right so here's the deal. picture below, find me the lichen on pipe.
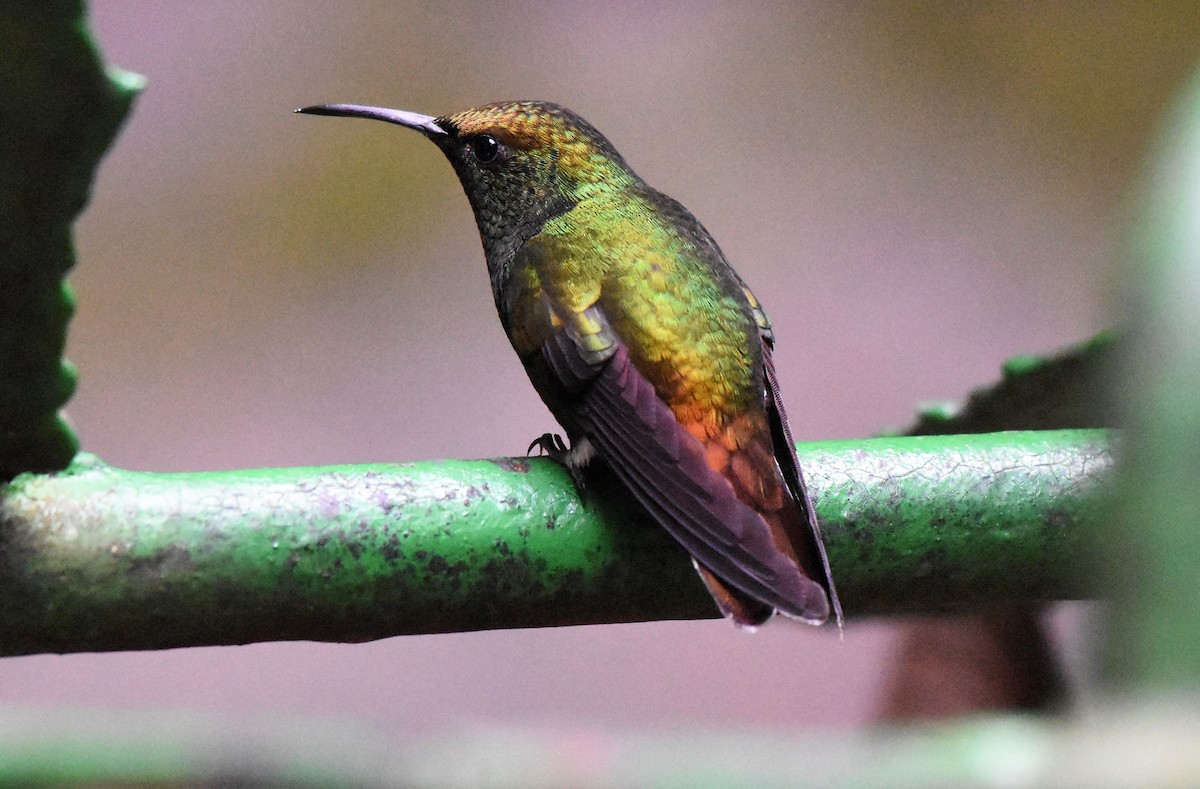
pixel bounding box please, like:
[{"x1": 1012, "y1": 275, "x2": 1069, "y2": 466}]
[{"x1": 0, "y1": 429, "x2": 1110, "y2": 656}]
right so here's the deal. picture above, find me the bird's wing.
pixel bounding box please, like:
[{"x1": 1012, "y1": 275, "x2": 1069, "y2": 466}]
[
  {"x1": 760, "y1": 334, "x2": 844, "y2": 627},
  {"x1": 527, "y1": 307, "x2": 830, "y2": 624},
  {"x1": 736, "y1": 278, "x2": 842, "y2": 625},
  {"x1": 505, "y1": 234, "x2": 831, "y2": 623}
]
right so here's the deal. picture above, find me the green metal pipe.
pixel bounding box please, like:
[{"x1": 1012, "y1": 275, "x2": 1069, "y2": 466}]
[{"x1": 0, "y1": 429, "x2": 1110, "y2": 656}]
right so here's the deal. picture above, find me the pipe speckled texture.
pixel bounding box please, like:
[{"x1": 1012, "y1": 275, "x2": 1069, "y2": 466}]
[{"x1": 0, "y1": 430, "x2": 1109, "y2": 655}]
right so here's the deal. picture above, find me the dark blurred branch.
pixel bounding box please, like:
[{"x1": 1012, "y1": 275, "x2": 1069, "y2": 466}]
[{"x1": 907, "y1": 332, "x2": 1119, "y2": 435}]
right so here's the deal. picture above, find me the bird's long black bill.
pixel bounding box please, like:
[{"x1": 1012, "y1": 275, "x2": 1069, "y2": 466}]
[{"x1": 295, "y1": 103, "x2": 446, "y2": 136}]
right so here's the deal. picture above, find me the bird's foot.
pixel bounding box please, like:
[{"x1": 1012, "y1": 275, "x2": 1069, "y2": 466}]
[
  {"x1": 527, "y1": 433, "x2": 594, "y2": 497},
  {"x1": 527, "y1": 432, "x2": 568, "y2": 459}
]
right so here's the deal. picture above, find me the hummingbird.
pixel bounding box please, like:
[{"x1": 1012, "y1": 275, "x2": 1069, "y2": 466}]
[{"x1": 297, "y1": 100, "x2": 840, "y2": 629}]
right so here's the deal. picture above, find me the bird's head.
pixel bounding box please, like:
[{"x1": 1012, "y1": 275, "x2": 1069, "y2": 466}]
[{"x1": 298, "y1": 100, "x2": 635, "y2": 262}]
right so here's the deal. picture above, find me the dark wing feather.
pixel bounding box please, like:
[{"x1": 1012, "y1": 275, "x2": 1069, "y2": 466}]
[
  {"x1": 761, "y1": 338, "x2": 843, "y2": 627},
  {"x1": 692, "y1": 560, "x2": 774, "y2": 630},
  {"x1": 541, "y1": 329, "x2": 830, "y2": 622}
]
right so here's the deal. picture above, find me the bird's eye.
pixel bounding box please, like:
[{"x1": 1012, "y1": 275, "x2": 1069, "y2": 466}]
[{"x1": 471, "y1": 134, "x2": 501, "y2": 163}]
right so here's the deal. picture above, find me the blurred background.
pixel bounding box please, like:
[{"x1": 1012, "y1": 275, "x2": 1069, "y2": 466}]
[{"x1": 2, "y1": 1, "x2": 1197, "y2": 738}]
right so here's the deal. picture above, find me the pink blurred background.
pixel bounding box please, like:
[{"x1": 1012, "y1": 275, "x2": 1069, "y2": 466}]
[{"x1": 2, "y1": 2, "x2": 1195, "y2": 735}]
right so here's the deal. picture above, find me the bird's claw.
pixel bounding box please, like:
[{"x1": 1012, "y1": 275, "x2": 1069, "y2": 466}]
[
  {"x1": 527, "y1": 432, "x2": 569, "y2": 459},
  {"x1": 526, "y1": 432, "x2": 588, "y2": 498}
]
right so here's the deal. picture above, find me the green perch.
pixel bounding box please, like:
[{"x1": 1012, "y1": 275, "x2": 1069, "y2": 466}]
[{"x1": 0, "y1": 429, "x2": 1109, "y2": 656}]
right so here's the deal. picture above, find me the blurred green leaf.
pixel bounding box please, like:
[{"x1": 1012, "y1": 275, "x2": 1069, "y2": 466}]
[{"x1": 0, "y1": 0, "x2": 142, "y2": 478}]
